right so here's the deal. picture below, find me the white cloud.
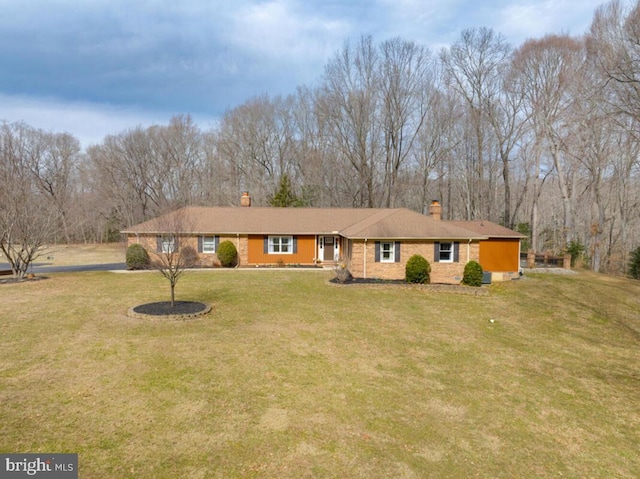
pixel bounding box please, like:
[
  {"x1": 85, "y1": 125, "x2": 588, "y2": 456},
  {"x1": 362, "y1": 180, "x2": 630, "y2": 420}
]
[
  {"x1": 230, "y1": 0, "x2": 349, "y2": 62},
  {"x1": 496, "y1": 0, "x2": 602, "y2": 43},
  {"x1": 0, "y1": 94, "x2": 216, "y2": 150}
]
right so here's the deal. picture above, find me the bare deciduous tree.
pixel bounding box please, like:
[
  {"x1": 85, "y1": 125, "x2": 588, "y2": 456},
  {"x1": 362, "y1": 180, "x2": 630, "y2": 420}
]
[
  {"x1": 319, "y1": 35, "x2": 382, "y2": 207},
  {"x1": 0, "y1": 122, "x2": 63, "y2": 278},
  {"x1": 379, "y1": 38, "x2": 434, "y2": 207},
  {"x1": 151, "y1": 208, "x2": 197, "y2": 307},
  {"x1": 589, "y1": 0, "x2": 640, "y2": 126},
  {"x1": 440, "y1": 27, "x2": 511, "y2": 220},
  {"x1": 512, "y1": 35, "x2": 585, "y2": 248}
]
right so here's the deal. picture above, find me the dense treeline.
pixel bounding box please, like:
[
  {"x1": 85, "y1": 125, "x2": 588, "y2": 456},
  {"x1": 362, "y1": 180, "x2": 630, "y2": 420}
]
[{"x1": 1, "y1": 0, "x2": 639, "y2": 275}]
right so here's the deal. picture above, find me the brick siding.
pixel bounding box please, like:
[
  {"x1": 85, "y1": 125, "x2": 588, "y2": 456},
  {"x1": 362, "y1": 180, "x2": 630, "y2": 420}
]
[
  {"x1": 127, "y1": 234, "x2": 246, "y2": 267},
  {"x1": 348, "y1": 239, "x2": 480, "y2": 284}
]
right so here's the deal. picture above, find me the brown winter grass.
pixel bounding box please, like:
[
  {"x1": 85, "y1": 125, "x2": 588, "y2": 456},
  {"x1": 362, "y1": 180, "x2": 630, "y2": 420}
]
[
  {"x1": 39, "y1": 242, "x2": 126, "y2": 266},
  {"x1": 0, "y1": 268, "x2": 639, "y2": 478}
]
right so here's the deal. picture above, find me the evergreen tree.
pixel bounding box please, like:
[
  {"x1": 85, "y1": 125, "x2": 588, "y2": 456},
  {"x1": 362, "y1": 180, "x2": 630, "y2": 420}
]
[
  {"x1": 269, "y1": 174, "x2": 304, "y2": 207},
  {"x1": 629, "y1": 246, "x2": 640, "y2": 280}
]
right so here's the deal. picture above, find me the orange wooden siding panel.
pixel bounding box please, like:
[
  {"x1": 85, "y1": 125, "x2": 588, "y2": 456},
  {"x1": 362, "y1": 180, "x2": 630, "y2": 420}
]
[
  {"x1": 247, "y1": 235, "x2": 316, "y2": 264},
  {"x1": 479, "y1": 239, "x2": 520, "y2": 272}
]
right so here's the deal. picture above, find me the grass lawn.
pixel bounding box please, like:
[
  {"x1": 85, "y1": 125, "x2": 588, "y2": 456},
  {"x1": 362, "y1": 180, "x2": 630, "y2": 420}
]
[
  {"x1": 39, "y1": 243, "x2": 126, "y2": 266},
  {"x1": 1, "y1": 269, "x2": 639, "y2": 478}
]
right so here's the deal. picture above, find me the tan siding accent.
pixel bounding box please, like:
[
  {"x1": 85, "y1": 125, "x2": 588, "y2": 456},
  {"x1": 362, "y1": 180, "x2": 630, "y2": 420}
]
[
  {"x1": 247, "y1": 235, "x2": 316, "y2": 265},
  {"x1": 479, "y1": 239, "x2": 520, "y2": 272}
]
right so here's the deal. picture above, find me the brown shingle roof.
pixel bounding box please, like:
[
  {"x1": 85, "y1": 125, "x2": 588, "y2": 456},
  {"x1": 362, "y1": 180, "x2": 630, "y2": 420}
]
[
  {"x1": 340, "y1": 209, "x2": 486, "y2": 239},
  {"x1": 122, "y1": 206, "x2": 488, "y2": 240},
  {"x1": 449, "y1": 220, "x2": 527, "y2": 239}
]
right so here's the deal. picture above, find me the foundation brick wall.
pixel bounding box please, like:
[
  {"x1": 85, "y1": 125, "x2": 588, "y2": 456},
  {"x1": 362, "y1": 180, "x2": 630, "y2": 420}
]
[{"x1": 348, "y1": 240, "x2": 480, "y2": 284}]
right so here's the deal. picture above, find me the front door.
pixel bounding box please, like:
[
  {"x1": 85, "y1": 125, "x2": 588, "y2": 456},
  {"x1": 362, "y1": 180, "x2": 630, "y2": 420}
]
[{"x1": 319, "y1": 236, "x2": 339, "y2": 262}]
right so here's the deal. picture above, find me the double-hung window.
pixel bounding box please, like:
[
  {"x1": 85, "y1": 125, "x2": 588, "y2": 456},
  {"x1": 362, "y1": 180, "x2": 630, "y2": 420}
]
[
  {"x1": 375, "y1": 241, "x2": 400, "y2": 263},
  {"x1": 268, "y1": 236, "x2": 293, "y2": 254},
  {"x1": 438, "y1": 242, "x2": 453, "y2": 262},
  {"x1": 380, "y1": 242, "x2": 395, "y2": 263},
  {"x1": 435, "y1": 241, "x2": 459, "y2": 263},
  {"x1": 202, "y1": 236, "x2": 216, "y2": 253},
  {"x1": 157, "y1": 235, "x2": 176, "y2": 254}
]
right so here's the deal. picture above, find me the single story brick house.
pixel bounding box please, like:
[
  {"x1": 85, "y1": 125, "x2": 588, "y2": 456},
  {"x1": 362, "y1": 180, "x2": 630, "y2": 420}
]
[{"x1": 122, "y1": 194, "x2": 525, "y2": 284}]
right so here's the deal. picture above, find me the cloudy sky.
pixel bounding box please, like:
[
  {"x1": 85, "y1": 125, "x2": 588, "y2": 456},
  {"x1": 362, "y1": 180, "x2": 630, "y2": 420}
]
[{"x1": 0, "y1": 0, "x2": 605, "y2": 149}]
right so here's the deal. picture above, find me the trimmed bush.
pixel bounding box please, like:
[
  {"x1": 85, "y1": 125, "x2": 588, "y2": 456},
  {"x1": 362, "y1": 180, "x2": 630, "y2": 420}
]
[
  {"x1": 217, "y1": 240, "x2": 238, "y2": 267},
  {"x1": 126, "y1": 243, "x2": 150, "y2": 270},
  {"x1": 462, "y1": 260, "x2": 484, "y2": 287},
  {"x1": 405, "y1": 254, "x2": 431, "y2": 284}
]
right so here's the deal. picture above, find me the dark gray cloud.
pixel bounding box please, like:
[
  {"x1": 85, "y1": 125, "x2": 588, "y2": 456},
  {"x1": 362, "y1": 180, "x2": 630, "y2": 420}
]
[{"x1": 0, "y1": 0, "x2": 603, "y2": 147}]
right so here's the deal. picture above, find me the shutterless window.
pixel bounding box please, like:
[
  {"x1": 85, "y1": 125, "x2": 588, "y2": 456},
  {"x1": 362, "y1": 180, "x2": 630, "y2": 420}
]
[
  {"x1": 160, "y1": 236, "x2": 176, "y2": 254},
  {"x1": 269, "y1": 236, "x2": 293, "y2": 254},
  {"x1": 380, "y1": 242, "x2": 395, "y2": 263},
  {"x1": 202, "y1": 236, "x2": 216, "y2": 253},
  {"x1": 439, "y1": 242, "x2": 453, "y2": 262}
]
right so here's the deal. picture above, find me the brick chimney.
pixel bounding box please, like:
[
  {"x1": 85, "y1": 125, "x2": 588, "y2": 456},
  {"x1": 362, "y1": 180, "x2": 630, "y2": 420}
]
[
  {"x1": 240, "y1": 191, "x2": 251, "y2": 207},
  {"x1": 429, "y1": 200, "x2": 442, "y2": 220}
]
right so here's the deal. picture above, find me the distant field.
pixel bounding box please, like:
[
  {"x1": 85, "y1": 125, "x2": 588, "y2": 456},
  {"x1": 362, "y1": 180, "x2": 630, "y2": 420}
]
[
  {"x1": 0, "y1": 269, "x2": 639, "y2": 478},
  {"x1": 40, "y1": 243, "x2": 126, "y2": 266}
]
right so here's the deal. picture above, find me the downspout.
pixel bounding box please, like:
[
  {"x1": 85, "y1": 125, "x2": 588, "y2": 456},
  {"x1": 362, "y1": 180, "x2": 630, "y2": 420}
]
[
  {"x1": 236, "y1": 233, "x2": 240, "y2": 268},
  {"x1": 467, "y1": 238, "x2": 472, "y2": 262},
  {"x1": 518, "y1": 238, "x2": 522, "y2": 274},
  {"x1": 363, "y1": 238, "x2": 367, "y2": 279}
]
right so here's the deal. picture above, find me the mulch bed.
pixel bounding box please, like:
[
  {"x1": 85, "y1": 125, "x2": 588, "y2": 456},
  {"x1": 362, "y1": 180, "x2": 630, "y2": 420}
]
[
  {"x1": 0, "y1": 275, "x2": 47, "y2": 285},
  {"x1": 128, "y1": 301, "x2": 211, "y2": 320},
  {"x1": 329, "y1": 278, "x2": 489, "y2": 295},
  {"x1": 330, "y1": 278, "x2": 405, "y2": 285}
]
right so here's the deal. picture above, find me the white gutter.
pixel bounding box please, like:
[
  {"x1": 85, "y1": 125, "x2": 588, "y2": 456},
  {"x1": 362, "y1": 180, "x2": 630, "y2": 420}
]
[{"x1": 363, "y1": 238, "x2": 368, "y2": 279}]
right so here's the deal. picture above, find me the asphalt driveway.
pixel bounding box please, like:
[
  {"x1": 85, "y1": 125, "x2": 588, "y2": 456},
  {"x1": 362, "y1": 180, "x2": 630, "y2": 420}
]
[{"x1": 0, "y1": 262, "x2": 127, "y2": 274}]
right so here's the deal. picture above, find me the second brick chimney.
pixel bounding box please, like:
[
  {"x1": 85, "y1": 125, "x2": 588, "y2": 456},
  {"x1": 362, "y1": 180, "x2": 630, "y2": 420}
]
[
  {"x1": 240, "y1": 191, "x2": 251, "y2": 207},
  {"x1": 429, "y1": 200, "x2": 442, "y2": 220}
]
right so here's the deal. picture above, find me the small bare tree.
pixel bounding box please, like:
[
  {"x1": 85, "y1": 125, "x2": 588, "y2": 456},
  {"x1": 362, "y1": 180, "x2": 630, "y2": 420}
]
[
  {"x1": 151, "y1": 208, "x2": 197, "y2": 307},
  {"x1": 0, "y1": 197, "x2": 60, "y2": 279}
]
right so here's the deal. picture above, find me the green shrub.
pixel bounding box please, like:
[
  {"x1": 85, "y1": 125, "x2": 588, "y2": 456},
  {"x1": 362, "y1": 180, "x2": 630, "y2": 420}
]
[
  {"x1": 462, "y1": 260, "x2": 483, "y2": 287},
  {"x1": 566, "y1": 240, "x2": 586, "y2": 267},
  {"x1": 126, "y1": 243, "x2": 150, "y2": 270},
  {"x1": 217, "y1": 240, "x2": 238, "y2": 267},
  {"x1": 405, "y1": 254, "x2": 430, "y2": 284},
  {"x1": 629, "y1": 246, "x2": 640, "y2": 280}
]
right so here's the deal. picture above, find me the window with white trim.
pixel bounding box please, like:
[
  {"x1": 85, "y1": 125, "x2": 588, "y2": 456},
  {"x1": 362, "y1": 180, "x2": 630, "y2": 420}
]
[
  {"x1": 160, "y1": 236, "x2": 176, "y2": 254},
  {"x1": 202, "y1": 236, "x2": 216, "y2": 253},
  {"x1": 438, "y1": 242, "x2": 453, "y2": 262},
  {"x1": 269, "y1": 236, "x2": 293, "y2": 254},
  {"x1": 380, "y1": 242, "x2": 395, "y2": 263}
]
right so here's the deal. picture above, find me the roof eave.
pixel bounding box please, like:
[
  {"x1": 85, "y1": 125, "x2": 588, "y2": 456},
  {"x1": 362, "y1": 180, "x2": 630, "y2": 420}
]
[{"x1": 344, "y1": 235, "x2": 487, "y2": 241}]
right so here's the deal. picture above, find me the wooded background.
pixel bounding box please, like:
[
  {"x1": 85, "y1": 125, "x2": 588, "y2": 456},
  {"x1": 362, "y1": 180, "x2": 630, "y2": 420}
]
[{"x1": 1, "y1": 0, "x2": 639, "y2": 275}]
